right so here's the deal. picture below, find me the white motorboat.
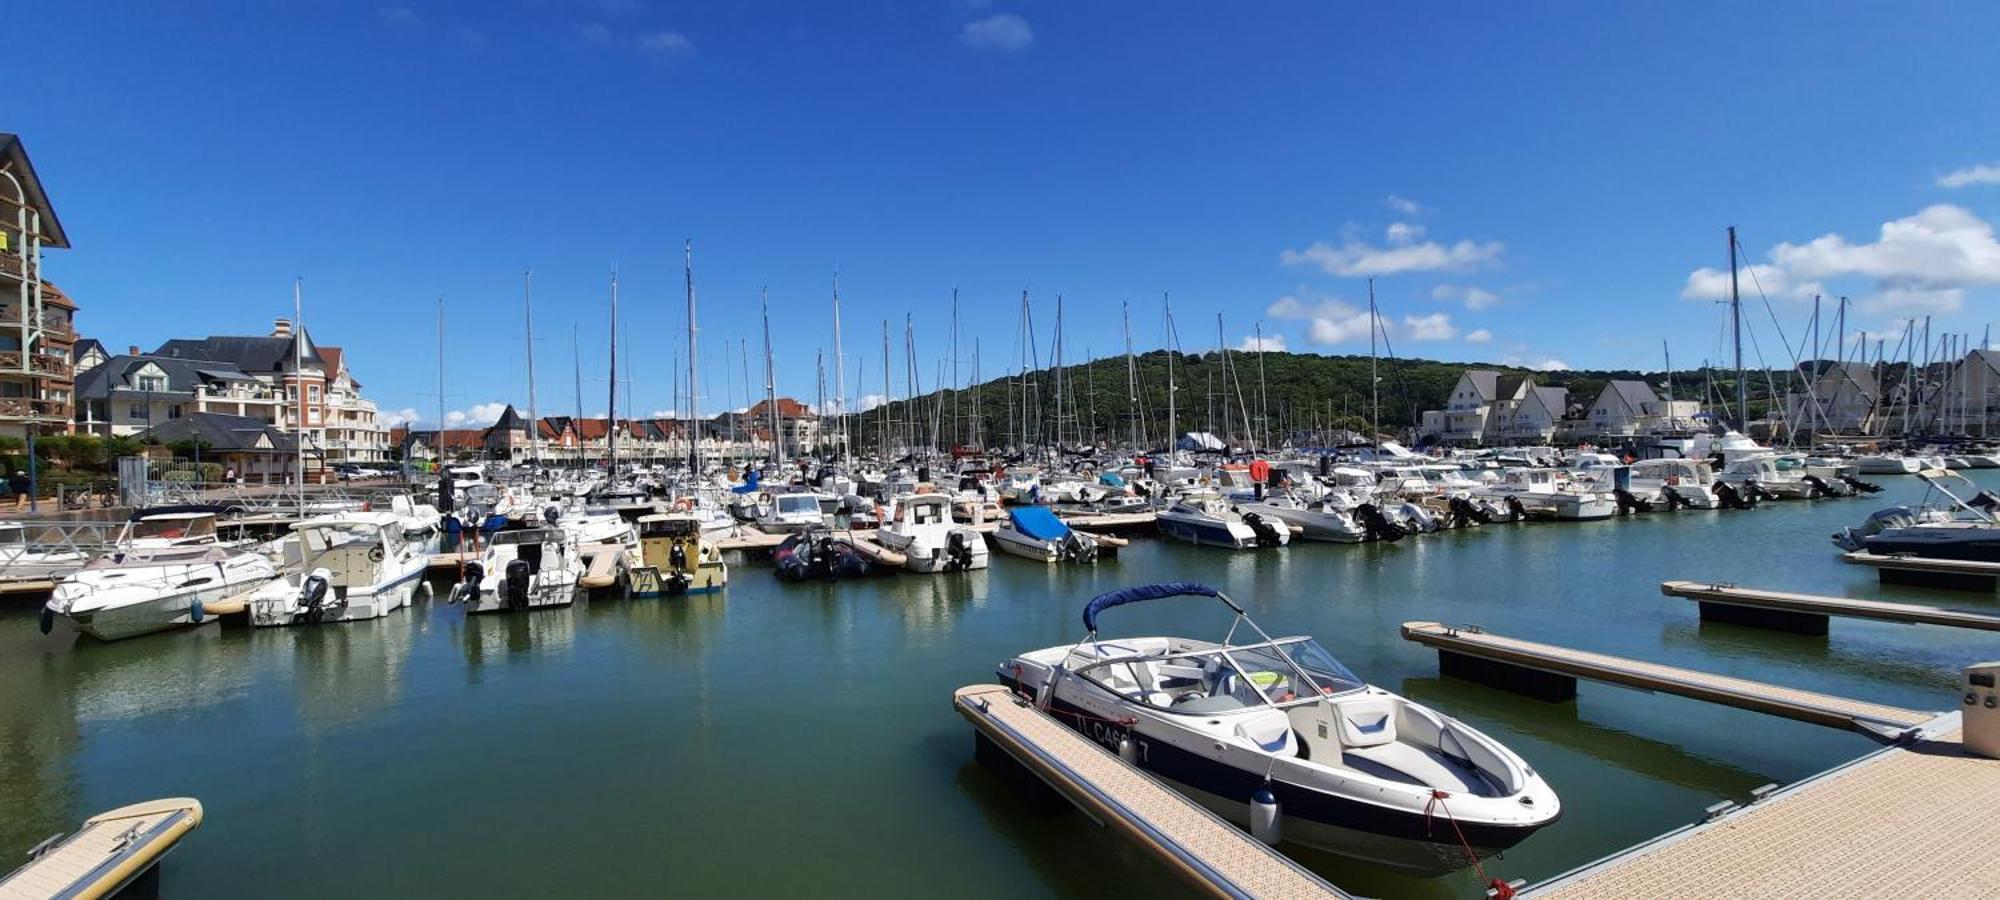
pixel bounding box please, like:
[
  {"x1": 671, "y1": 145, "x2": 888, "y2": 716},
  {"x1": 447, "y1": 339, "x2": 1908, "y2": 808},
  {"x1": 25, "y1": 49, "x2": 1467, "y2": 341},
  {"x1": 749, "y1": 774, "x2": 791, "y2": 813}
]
[
  {"x1": 875, "y1": 494, "x2": 989, "y2": 573},
  {"x1": 756, "y1": 492, "x2": 826, "y2": 534},
  {"x1": 247, "y1": 512, "x2": 428, "y2": 626},
  {"x1": 1156, "y1": 493, "x2": 1290, "y2": 549},
  {"x1": 1626, "y1": 458, "x2": 1721, "y2": 509},
  {"x1": 1239, "y1": 493, "x2": 1369, "y2": 543},
  {"x1": 990, "y1": 505, "x2": 1100, "y2": 563},
  {"x1": 1471, "y1": 469, "x2": 1616, "y2": 520},
  {"x1": 42, "y1": 511, "x2": 277, "y2": 642},
  {"x1": 1000, "y1": 583, "x2": 1560, "y2": 874},
  {"x1": 1855, "y1": 454, "x2": 1922, "y2": 475},
  {"x1": 997, "y1": 467, "x2": 1042, "y2": 504},
  {"x1": 1715, "y1": 456, "x2": 1823, "y2": 500},
  {"x1": 445, "y1": 527, "x2": 583, "y2": 613}
]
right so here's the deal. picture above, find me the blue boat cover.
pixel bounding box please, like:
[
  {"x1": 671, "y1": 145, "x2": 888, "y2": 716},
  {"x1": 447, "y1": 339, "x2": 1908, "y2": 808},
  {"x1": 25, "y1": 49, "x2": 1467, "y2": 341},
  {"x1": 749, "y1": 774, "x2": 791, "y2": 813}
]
[
  {"x1": 1082, "y1": 581, "x2": 1222, "y2": 632},
  {"x1": 1009, "y1": 506, "x2": 1070, "y2": 541},
  {"x1": 731, "y1": 470, "x2": 762, "y2": 494},
  {"x1": 1098, "y1": 472, "x2": 1126, "y2": 487}
]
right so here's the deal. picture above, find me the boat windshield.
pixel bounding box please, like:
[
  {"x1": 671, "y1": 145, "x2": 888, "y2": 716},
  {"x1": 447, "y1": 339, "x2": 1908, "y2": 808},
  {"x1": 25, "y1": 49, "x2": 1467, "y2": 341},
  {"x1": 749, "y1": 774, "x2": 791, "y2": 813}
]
[
  {"x1": 1079, "y1": 637, "x2": 1364, "y2": 715},
  {"x1": 776, "y1": 495, "x2": 820, "y2": 514}
]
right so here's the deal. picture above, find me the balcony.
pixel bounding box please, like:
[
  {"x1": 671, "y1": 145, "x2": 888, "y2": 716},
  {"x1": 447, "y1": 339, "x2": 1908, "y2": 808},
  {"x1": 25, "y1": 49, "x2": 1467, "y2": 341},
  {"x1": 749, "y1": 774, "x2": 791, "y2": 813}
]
[
  {"x1": 0, "y1": 397, "x2": 72, "y2": 420},
  {"x1": 0, "y1": 351, "x2": 72, "y2": 380},
  {"x1": 0, "y1": 251, "x2": 23, "y2": 280}
]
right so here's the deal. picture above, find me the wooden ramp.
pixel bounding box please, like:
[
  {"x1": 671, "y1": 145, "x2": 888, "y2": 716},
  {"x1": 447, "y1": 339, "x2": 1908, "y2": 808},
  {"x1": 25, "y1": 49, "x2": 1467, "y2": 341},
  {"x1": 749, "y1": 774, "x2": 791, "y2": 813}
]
[
  {"x1": 1661, "y1": 580, "x2": 2000, "y2": 634},
  {"x1": 0, "y1": 797, "x2": 203, "y2": 900},
  {"x1": 577, "y1": 543, "x2": 629, "y2": 590},
  {"x1": 1525, "y1": 717, "x2": 1997, "y2": 899},
  {"x1": 953, "y1": 684, "x2": 1349, "y2": 900},
  {"x1": 1399, "y1": 622, "x2": 1936, "y2": 742},
  {"x1": 712, "y1": 527, "x2": 786, "y2": 552},
  {"x1": 1842, "y1": 551, "x2": 2000, "y2": 592}
]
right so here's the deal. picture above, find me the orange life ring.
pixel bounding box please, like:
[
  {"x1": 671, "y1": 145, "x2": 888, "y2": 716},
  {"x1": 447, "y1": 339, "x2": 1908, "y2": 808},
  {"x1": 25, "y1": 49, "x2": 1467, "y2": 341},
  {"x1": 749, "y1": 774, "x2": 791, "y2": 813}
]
[{"x1": 1249, "y1": 460, "x2": 1271, "y2": 483}]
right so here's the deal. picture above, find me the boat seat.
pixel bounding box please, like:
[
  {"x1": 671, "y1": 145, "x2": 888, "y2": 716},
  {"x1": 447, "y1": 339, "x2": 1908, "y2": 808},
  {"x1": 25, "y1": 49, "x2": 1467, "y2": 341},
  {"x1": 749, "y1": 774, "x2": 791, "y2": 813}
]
[
  {"x1": 1342, "y1": 743, "x2": 1491, "y2": 794},
  {"x1": 1332, "y1": 696, "x2": 1397, "y2": 748}
]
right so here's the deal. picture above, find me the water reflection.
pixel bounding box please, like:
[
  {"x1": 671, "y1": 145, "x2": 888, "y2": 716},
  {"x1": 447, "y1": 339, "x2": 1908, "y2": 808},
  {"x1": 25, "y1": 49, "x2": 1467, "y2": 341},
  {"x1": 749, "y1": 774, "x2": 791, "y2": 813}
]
[{"x1": 453, "y1": 607, "x2": 576, "y2": 676}]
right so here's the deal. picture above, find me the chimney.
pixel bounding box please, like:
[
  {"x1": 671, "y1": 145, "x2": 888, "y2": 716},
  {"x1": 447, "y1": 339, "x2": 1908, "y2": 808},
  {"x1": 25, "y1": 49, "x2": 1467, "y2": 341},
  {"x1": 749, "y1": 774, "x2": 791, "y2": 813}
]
[
  {"x1": 272, "y1": 318, "x2": 292, "y2": 338},
  {"x1": 128, "y1": 345, "x2": 140, "y2": 356}
]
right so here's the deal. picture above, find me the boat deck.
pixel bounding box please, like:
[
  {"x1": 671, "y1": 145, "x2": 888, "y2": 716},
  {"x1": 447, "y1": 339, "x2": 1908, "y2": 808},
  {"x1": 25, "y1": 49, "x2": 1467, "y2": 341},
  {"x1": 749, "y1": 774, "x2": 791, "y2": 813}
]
[
  {"x1": 952, "y1": 684, "x2": 1349, "y2": 900},
  {"x1": 1525, "y1": 718, "x2": 1999, "y2": 899},
  {"x1": 0, "y1": 798, "x2": 203, "y2": 900},
  {"x1": 1661, "y1": 580, "x2": 2000, "y2": 632},
  {"x1": 1399, "y1": 621, "x2": 1936, "y2": 740}
]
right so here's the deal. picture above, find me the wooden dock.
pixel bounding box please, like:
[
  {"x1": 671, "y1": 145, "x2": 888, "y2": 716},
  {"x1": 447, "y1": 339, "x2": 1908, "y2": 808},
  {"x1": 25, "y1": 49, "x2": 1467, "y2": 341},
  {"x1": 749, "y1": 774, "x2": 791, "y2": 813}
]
[
  {"x1": 1400, "y1": 622, "x2": 1937, "y2": 742},
  {"x1": 952, "y1": 684, "x2": 1349, "y2": 900},
  {"x1": 1524, "y1": 716, "x2": 1995, "y2": 899},
  {"x1": 1842, "y1": 551, "x2": 2000, "y2": 592},
  {"x1": 1661, "y1": 580, "x2": 2000, "y2": 634}
]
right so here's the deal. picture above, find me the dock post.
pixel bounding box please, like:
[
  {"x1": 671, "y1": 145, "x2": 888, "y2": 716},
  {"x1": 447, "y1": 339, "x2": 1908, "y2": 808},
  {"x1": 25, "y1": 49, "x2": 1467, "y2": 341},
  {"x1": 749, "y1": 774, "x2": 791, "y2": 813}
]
[
  {"x1": 1696, "y1": 601, "x2": 1830, "y2": 635},
  {"x1": 1438, "y1": 649, "x2": 1577, "y2": 702}
]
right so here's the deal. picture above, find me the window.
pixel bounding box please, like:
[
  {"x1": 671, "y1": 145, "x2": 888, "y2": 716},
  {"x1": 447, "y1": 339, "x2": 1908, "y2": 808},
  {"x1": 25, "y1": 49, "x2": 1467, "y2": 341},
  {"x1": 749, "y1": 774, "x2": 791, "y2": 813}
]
[
  {"x1": 136, "y1": 375, "x2": 166, "y2": 392},
  {"x1": 127, "y1": 403, "x2": 146, "y2": 420}
]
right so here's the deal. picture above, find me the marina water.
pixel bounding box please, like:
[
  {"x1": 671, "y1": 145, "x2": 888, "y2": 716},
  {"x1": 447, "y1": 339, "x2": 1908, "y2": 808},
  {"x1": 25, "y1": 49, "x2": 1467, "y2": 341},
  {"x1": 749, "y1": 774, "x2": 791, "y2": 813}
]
[{"x1": 3, "y1": 470, "x2": 1994, "y2": 898}]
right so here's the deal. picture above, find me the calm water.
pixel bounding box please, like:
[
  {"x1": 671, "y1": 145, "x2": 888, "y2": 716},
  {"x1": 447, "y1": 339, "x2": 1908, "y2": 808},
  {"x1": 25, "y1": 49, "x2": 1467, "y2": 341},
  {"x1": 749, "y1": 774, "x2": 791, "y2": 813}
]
[{"x1": 3, "y1": 471, "x2": 1995, "y2": 898}]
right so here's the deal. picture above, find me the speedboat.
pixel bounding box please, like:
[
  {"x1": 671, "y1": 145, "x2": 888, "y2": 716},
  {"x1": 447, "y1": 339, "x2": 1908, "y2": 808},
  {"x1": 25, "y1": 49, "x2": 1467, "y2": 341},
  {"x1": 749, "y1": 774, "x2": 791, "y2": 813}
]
[
  {"x1": 1832, "y1": 469, "x2": 2000, "y2": 561},
  {"x1": 1155, "y1": 493, "x2": 1290, "y2": 549},
  {"x1": 247, "y1": 512, "x2": 428, "y2": 626},
  {"x1": 42, "y1": 511, "x2": 277, "y2": 641},
  {"x1": 445, "y1": 526, "x2": 582, "y2": 613},
  {"x1": 756, "y1": 492, "x2": 826, "y2": 534},
  {"x1": 632, "y1": 512, "x2": 728, "y2": 595},
  {"x1": 1471, "y1": 469, "x2": 1616, "y2": 521},
  {"x1": 990, "y1": 506, "x2": 1100, "y2": 563},
  {"x1": 875, "y1": 494, "x2": 989, "y2": 573},
  {"x1": 1238, "y1": 493, "x2": 1369, "y2": 543},
  {"x1": 1626, "y1": 458, "x2": 1721, "y2": 509},
  {"x1": 999, "y1": 583, "x2": 1560, "y2": 874},
  {"x1": 1855, "y1": 454, "x2": 1922, "y2": 475}
]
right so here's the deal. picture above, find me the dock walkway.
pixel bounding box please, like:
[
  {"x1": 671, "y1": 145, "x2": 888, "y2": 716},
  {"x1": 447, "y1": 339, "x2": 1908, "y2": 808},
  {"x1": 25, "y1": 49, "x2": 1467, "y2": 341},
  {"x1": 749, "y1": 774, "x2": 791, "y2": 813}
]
[
  {"x1": 952, "y1": 684, "x2": 1348, "y2": 900},
  {"x1": 1400, "y1": 622, "x2": 1936, "y2": 741},
  {"x1": 1661, "y1": 580, "x2": 2000, "y2": 634},
  {"x1": 1525, "y1": 717, "x2": 1997, "y2": 899},
  {"x1": 1841, "y1": 551, "x2": 2000, "y2": 591}
]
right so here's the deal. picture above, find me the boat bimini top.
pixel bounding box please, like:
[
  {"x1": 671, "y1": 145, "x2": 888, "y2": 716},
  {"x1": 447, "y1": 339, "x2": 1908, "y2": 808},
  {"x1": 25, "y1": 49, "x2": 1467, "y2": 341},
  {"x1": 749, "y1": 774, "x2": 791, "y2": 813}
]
[{"x1": 1059, "y1": 582, "x2": 1365, "y2": 714}]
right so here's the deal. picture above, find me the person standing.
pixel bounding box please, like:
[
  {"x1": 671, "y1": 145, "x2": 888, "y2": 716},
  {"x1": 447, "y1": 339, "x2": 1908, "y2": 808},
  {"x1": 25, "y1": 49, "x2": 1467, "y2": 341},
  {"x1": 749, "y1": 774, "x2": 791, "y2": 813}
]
[{"x1": 9, "y1": 470, "x2": 29, "y2": 510}]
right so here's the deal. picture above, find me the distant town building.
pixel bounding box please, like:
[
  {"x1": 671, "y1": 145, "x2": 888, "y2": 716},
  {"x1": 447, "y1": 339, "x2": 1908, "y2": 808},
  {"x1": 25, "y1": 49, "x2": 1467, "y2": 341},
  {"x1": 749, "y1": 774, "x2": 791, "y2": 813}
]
[
  {"x1": 0, "y1": 133, "x2": 79, "y2": 439},
  {"x1": 1784, "y1": 361, "x2": 1881, "y2": 434},
  {"x1": 1419, "y1": 371, "x2": 1567, "y2": 445}
]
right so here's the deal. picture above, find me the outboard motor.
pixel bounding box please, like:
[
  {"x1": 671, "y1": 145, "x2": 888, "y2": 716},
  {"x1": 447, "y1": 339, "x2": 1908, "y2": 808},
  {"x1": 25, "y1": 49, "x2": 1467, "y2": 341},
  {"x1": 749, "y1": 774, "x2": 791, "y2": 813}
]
[
  {"x1": 299, "y1": 567, "x2": 334, "y2": 624},
  {"x1": 1714, "y1": 482, "x2": 1755, "y2": 510},
  {"x1": 1844, "y1": 475, "x2": 1884, "y2": 495},
  {"x1": 1661, "y1": 485, "x2": 1690, "y2": 511},
  {"x1": 1057, "y1": 531, "x2": 1098, "y2": 563},
  {"x1": 542, "y1": 504, "x2": 563, "y2": 525},
  {"x1": 1801, "y1": 474, "x2": 1832, "y2": 499},
  {"x1": 946, "y1": 530, "x2": 975, "y2": 570},
  {"x1": 454, "y1": 561, "x2": 485, "y2": 604},
  {"x1": 808, "y1": 535, "x2": 836, "y2": 581},
  {"x1": 1242, "y1": 511, "x2": 1282, "y2": 548},
  {"x1": 1613, "y1": 488, "x2": 1652, "y2": 514},
  {"x1": 503, "y1": 559, "x2": 532, "y2": 610},
  {"x1": 1748, "y1": 482, "x2": 1779, "y2": 503},
  {"x1": 1354, "y1": 503, "x2": 1405, "y2": 542}
]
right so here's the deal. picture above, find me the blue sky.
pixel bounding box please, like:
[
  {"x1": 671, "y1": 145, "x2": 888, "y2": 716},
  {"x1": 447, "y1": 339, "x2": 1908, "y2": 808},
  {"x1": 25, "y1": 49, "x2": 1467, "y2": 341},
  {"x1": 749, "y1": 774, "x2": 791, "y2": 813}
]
[{"x1": 16, "y1": 2, "x2": 2000, "y2": 428}]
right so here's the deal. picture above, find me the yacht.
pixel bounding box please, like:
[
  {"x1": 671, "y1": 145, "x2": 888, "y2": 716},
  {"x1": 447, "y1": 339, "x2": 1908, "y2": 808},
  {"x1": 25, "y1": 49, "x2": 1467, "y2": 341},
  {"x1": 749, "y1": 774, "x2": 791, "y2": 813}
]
[
  {"x1": 42, "y1": 511, "x2": 277, "y2": 641},
  {"x1": 875, "y1": 494, "x2": 990, "y2": 573},
  {"x1": 1626, "y1": 458, "x2": 1721, "y2": 509},
  {"x1": 632, "y1": 512, "x2": 728, "y2": 595},
  {"x1": 446, "y1": 527, "x2": 583, "y2": 613},
  {"x1": 1238, "y1": 493, "x2": 1369, "y2": 543},
  {"x1": 990, "y1": 505, "x2": 1100, "y2": 563},
  {"x1": 1000, "y1": 584, "x2": 1560, "y2": 874},
  {"x1": 247, "y1": 512, "x2": 428, "y2": 626},
  {"x1": 1854, "y1": 454, "x2": 1922, "y2": 475},
  {"x1": 1156, "y1": 493, "x2": 1290, "y2": 549},
  {"x1": 756, "y1": 492, "x2": 826, "y2": 534}
]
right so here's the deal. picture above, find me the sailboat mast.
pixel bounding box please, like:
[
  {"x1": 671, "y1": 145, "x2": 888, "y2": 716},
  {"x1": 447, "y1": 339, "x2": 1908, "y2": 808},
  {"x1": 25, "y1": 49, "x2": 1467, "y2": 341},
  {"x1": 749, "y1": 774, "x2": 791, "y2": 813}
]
[
  {"x1": 880, "y1": 320, "x2": 891, "y2": 456},
  {"x1": 293, "y1": 278, "x2": 305, "y2": 497},
  {"x1": 762, "y1": 289, "x2": 780, "y2": 464},
  {"x1": 950, "y1": 287, "x2": 960, "y2": 450},
  {"x1": 524, "y1": 269, "x2": 540, "y2": 467},
  {"x1": 572, "y1": 324, "x2": 583, "y2": 460},
  {"x1": 606, "y1": 267, "x2": 619, "y2": 480},
  {"x1": 1729, "y1": 226, "x2": 1746, "y2": 431},
  {"x1": 436, "y1": 296, "x2": 445, "y2": 472},
  {"x1": 1164, "y1": 291, "x2": 1178, "y2": 456},
  {"x1": 832, "y1": 274, "x2": 847, "y2": 465},
  {"x1": 685, "y1": 240, "x2": 701, "y2": 473},
  {"x1": 1124, "y1": 301, "x2": 1140, "y2": 449},
  {"x1": 1368, "y1": 278, "x2": 1380, "y2": 441},
  {"x1": 1256, "y1": 322, "x2": 1269, "y2": 451}
]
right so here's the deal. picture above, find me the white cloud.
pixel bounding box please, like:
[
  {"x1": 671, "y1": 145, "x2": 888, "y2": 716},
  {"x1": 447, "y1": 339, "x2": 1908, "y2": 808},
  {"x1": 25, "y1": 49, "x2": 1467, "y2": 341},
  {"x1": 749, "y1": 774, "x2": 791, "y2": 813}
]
[
  {"x1": 1938, "y1": 163, "x2": 2000, "y2": 189},
  {"x1": 1384, "y1": 194, "x2": 1422, "y2": 216},
  {"x1": 1500, "y1": 354, "x2": 1571, "y2": 371},
  {"x1": 1403, "y1": 313, "x2": 1457, "y2": 341},
  {"x1": 1687, "y1": 205, "x2": 2000, "y2": 316},
  {"x1": 648, "y1": 409, "x2": 678, "y2": 418},
  {"x1": 1281, "y1": 233, "x2": 1503, "y2": 277},
  {"x1": 1464, "y1": 329, "x2": 1493, "y2": 343},
  {"x1": 1385, "y1": 222, "x2": 1427, "y2": 244},
  {"x1": 1269, "y1": 293, "x2": 1383, "y2": 346},
  {"x1": 960, "y1": 13, "x2": 1033, "y2": 51},
  {"x1": 1430, "y1": 283, "x2": 1499, "y2": 310},
  {"x1": 1236, "y1": 333, "x2": 1287, "y2": 353},
  {"x1": 854, "y1": 393, "x2": 888, "y2": 412},
  {"x1": 574, "y1": 22, "x2": 613, "y2": 42},
  {"x1": 382, "y1": 408, "x2": 421, "y2": 428},
  {"x1": 638, "y1": 30, "x2": 692, "y2": 54},
  {"x1": 1680, "y1": 263, "x2": 1819, "y2": 301},
  {"x1": 445, "y1": 402, "x2": 510, "y2": 427}
]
